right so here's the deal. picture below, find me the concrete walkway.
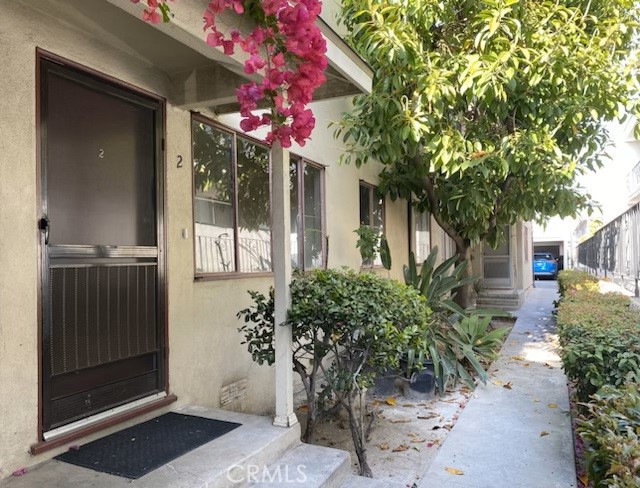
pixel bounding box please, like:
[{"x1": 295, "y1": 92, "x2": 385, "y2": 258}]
[{"x1": 418, "y1": 281, "x2": 576, "y2": 488}]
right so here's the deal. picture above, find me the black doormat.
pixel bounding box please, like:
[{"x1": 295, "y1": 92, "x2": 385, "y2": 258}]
[{"x1": 55, "y1": 412, "x2": 241, "y2": 479}]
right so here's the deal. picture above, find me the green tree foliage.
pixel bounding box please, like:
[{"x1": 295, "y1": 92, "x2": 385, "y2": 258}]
[{"x1": 337, "y1": 0, "x2": 640, "y2": 304}]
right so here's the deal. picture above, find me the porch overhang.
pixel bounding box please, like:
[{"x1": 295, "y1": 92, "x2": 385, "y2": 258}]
[{"x1": 106, "y1": 0, "x2": 373, "y2": 113}]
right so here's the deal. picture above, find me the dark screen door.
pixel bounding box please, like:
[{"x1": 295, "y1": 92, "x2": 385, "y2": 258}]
[{"x1": 40, "y1": 59, "x2": 165, "y2": 432}]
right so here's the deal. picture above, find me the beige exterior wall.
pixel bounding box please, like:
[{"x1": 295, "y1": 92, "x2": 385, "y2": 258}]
[{"x1": 0, "y1": 0, "x2": 408, "y2": 476}]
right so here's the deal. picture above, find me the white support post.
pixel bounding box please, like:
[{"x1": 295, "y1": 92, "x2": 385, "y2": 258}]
[{"x1": 271, "y1": 142, "x2": 298, "y2": 428}]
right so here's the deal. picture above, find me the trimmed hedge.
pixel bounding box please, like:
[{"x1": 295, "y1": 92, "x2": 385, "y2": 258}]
[
  {"x1": 557, "y1": 269, "x2": 599, "y2": 298},
  {"x1": 578, "y1": 384, "x2": 640, "y2": 488},
  {"x1": 555, "y1": 283, "x2": 640, "y2": 487},
  {"x1": 556, "y1": 290, "x2": 640, "y2": 402}
]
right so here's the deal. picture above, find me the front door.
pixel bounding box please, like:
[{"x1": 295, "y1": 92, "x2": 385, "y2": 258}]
[
  {"x1": 39, "y1": 58, "x2": 165, "y2": 432},
  {"x1": 483, "y1": 226, "x2": 513, "y2": 288}
]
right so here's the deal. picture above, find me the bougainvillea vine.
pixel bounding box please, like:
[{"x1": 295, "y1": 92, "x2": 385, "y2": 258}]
[{"x1": 131, "y1": 0, "x2": 327, "y2": 147}]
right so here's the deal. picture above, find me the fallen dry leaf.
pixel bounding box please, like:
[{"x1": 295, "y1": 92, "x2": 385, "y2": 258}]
[
  {"x1": 385, "y1": 397, "x2": 397, "y2": 406},
  {"x1": 540, "y1": 431, "x2": 549, "y2": 437},
  {"x1": 511, "y1": 355, "x2": 525, "y2": 361},
  {"x1": 503, "y1": 382, "x2": 513, "y2": 390},
  {"x1": 297, "y1": 405, "x2": 308, "y2": 413},
  {"x1": 410, "y1": 438, "x2": 426, "y2": 443},
  {"x1": 392, "y1": 444, "x2": 410, "y2": 452},
  {"x1": 417, "y1": 412, "x2": 438, "y2": 420},
  {"x1": 548, "y1": 403, "x2": 558, "y2": 409},
  {"x1": 401, "y1": 403, "x2": 416, "y2": 407},
  {"x1": 533, "y1": 399, "x2": 540, "y2": 403},
  {"x1": 445, "y1": 467, "x2": 464, "y2": 475},
  {"x1": 523, "y1": 363, "x2": 530, "y2": 368},
  {"x1": 377, "y1": 443, "x2": 389, "y2": 450},
  {"x1": 578, "y1": 474, "x2": 589, "y2": 485},
  {"x1": 370, "y1": 400, "x2": 380, "y2": 407},
  {"x1": 492, "y1": 380, "x2": 503, "y2": 386},
  {"x1": 390, "y1": 419, "x2": 411, "y2": 424}
]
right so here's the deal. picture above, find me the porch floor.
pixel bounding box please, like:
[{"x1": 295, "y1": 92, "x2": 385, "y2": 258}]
[
  {"x1": 2, "y1": 406, "x2": 397, "y2": 488},
  {"x1": 1, "y1": 405, "x2": 302, "y2": 488}
]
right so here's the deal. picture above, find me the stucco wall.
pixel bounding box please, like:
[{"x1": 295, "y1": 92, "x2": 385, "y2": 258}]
[{"x1": 0, "y1": 0, "x2": 409, "y2": 476}]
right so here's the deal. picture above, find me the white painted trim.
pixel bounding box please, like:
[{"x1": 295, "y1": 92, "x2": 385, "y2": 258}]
[{"x1": 43, "y1": 392, "x2": 167, "y2": 441}]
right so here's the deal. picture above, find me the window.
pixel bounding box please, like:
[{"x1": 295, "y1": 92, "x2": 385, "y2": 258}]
[
  {"x1": 442, "y1": 232, "x2": 457, "y2": 260},
  {"x1": 359, "y1": 182, "x2": 384, "y2": 265},
  {"x1": 414, "y1": 209, "x2": 431, "y2": 263},
  {"x1": 192, "y1": 117, "x2": 272, "y2": 275},
  {"x1": 290, "y1": 157, "x2": 325, "y2": 270}
]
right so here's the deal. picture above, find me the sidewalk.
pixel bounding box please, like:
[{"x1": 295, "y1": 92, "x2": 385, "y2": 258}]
[{"x1": 417, "y1": 281, "x2": 576, "y2": 488}]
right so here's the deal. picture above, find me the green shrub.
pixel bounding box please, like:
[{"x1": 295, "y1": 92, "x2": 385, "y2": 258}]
[
  {"x1": 577, "y1": 384, "x2": 640, "y2": 488},
  {"x1": 402, "y1": 246, "x2": 509, "y2": 392},
  {"x1": 556, "y1": 291, "x2": 640, "y2": 402},
  {"x1": 238, "y1": 268, "x2": 432, "y2": 476},
  {"x1": 557, "y1": 269, "x2": 599, "y2": 297}
]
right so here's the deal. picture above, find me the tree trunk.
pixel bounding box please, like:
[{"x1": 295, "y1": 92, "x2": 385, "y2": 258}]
[
  {"x1": 346, "y1": 393, "x2": 373, "y2": 477},
  {"x1": 453, "y1": 240, "x2": 475, "y2": 310},
  {"x1": 301, "y1": 372, "x2": 317, "y2": 443},
  {"x1": 294, "y1": 359, "x2": 317, "y2": 443}
]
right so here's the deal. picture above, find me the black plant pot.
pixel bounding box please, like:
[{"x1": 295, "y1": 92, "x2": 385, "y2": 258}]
[
  {"x1": 372, "y1": 369, "x2": 399, "y2": 396},
  {"x1": 402, "y1": 360, "x2": 435, "y2": 400}
]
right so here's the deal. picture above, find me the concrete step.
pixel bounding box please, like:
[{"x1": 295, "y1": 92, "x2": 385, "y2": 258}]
[
  {"x1": 476, "y1": 292, "x2": 523, "y2": 310},
  {"x1": 339, "y1": 474, "x2": 407, "y2": 488},
  {"x1": 476, "y1": 297, "x2": 521, "y2": 306},
  {"x1": 248, "y1": 443, "x2": 350, "y2": 487},
  {"x1": 476, "y1": 300, "x2": 521, "y2": 311},
  {"x1": 0, "y1": 406, "x2": 301, "y2": 488}
]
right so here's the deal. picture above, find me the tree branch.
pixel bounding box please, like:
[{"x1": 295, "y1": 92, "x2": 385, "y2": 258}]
[{"x1": 482, "y1": 175, "x2": 515, "y2": 241}]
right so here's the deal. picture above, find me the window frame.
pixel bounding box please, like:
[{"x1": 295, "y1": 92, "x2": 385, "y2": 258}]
[
  {"x1": 191, "y1": 113, "x2": 273, "y2": 280},
  {"x1": 290, "y1": 155, "x2": 327, "y2": 271},
  {"x1": 358, "y1": 181, "x2": 386, "y2": 266},
  {"x1": 410, "y1": 205, "x2": 432, "y2": 263}
]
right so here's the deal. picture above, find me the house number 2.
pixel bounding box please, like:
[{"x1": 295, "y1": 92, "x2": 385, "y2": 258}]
[
  {"x1": 177, "y1": 155, "x2": 183, "y2": 168},
  {"x1": 98, "y1": 149, "x2": 104, "y2": 159}
]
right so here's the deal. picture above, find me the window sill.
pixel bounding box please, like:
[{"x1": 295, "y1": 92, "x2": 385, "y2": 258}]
[{"x1": 194, "y1": 272, "x2": 274, "y2": 282}]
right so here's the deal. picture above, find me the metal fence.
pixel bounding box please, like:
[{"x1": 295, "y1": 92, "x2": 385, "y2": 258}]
[{"x1": 577, "y1": 202, "x2": 640, "y2": 296}]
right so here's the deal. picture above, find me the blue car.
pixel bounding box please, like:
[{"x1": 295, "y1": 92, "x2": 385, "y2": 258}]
[{"x1": 533, "y1": 253, "x2": 558, "y2": 280}]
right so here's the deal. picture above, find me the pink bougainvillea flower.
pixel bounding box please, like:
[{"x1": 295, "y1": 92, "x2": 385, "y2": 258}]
[
  {"x1": 243, "y1": 54, "x2": 266, "y2": 74},
  {"x1": 231, "y1": 0, "x2": 244, "y2": 14},
  {"x1": 222, "y1": 39, "x2": 235, "y2": 55},
  {"x1": 206, "y1": 30, "x2": 223, "y2": 47},
  {"x1": 143, "y1": 8, "x2": 161, "y2": 23},
  {"x1": 206, "y1": 0, "x2": 226, "y2": 14},
  {"x1": 239, "y1": 114, "x2": 262, "y2": 132},
  {"x1": 236, "y1": 84, "x2": 262, "y2": 105},
  {"x1": 135, "y1": 0, "x2": 328, "y2": 147}
]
